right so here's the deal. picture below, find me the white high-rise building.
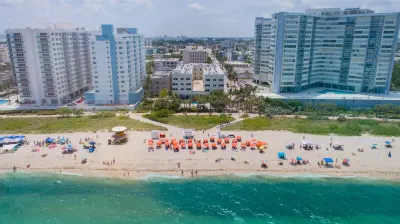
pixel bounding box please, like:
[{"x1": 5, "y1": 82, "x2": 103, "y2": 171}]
[
  {"x1": 5, "y1": 26, "x2": 92, "y2": 105},
  {"x1": 171, "y1": 63, "x2": 226, "y2": 99},
  {"x1": 254, "y1": 8, "x2": 400, "y2": 94},
  {"x1": 85, "y1": 24, "x2": 145, "y2": 105}
]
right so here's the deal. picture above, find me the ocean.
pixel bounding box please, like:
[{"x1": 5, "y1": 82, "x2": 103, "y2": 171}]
[{"x1": 1, "y1": 173, "x2": 400, "y2": 224}]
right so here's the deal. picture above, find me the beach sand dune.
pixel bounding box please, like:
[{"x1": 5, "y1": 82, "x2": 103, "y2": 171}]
[{"x1": 1, "y1": 130, "x2": 399, "y2": 180}]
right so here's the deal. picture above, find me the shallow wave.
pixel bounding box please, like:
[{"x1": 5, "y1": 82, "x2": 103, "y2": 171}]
[
  {"x1": 60, "y1": 172, "x2": 84, "y2": 176},
  {"x1": 140, "y1": 173, "x2": 184, "y2": 181}
]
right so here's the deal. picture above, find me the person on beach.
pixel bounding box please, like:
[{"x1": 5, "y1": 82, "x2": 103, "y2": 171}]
[
  {"x1": 74, "y1": 154, "x2": 76, "y2": 160},
  {"x1": 181, "y1": 170, "x2": 184, "y2": 176},
  {"x1": 13, "y1": 166, "x2": 16, "y2": 173},
  {"x1": 191, "y1": 171, "x2": 194, "y2": 177},
  {"x1": 128, "y1": 172, "x2": 129, "y2": 176},
  {"x1": 177, "y1": 162, "x2": 180, "y2": 168},
  {"x1": 196, "y1": 170, "x2": 198, "y2": 175},
  {"x1": 113, "y1": 158, "x2": 115, "y2": 164}
]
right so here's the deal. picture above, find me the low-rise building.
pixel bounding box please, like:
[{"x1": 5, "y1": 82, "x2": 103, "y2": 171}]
[
  {"x1": 183, "y1": 46, "x2": 208, "y2": 64},
  {"x1": 154, "y1": 58, "x2": 180, "y2": 71},
  {"x1": 149, "y1": 71, "x2": 171, "y2": 96},
  {"x1": 0, "y1": 43, "x2": 10, "y2": 63},
  {"x1": 225, "y1": 61, "x2": 253, "y2": 79},
  {"x1": 172, "y1": 63, "x2": 226, "y2": 99}
]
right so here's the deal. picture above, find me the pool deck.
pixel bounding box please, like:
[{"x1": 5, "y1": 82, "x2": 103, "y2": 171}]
[{"x1": 256, "y1": 88, "x2": 400, "y2": 101}]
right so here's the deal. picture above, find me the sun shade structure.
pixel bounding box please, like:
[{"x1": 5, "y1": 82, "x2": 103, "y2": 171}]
[
  {"x1": 111, "y1": 126, "x2": 127, "y2": 132},
  {"x1": 296, "y1": 157, "x2": 302, "y2": 161},
  {"x1": 323, "y1": 158, "x2": 334, "y2": 163},
  {"x1": 277, "y1": 152, "x2": 286, "y2": 158}
]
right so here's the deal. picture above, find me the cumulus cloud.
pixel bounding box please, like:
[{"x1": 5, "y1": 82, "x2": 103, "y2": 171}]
[{"x1": 188, "y1": 2, "x2": 204, "y2": 11}]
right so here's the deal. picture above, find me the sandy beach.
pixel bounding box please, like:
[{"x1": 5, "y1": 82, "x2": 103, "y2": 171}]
[{"x1": 1, "y1": 128, "x2": 400, "y2": 180}]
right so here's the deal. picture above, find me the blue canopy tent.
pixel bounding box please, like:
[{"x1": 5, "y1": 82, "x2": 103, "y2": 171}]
[
  {"x1": 385, "y1": 141, "x2": 392, "y2": 148},
  {"x1": 277, "y1": 152, "x2": 286, "y2": 159},
  {"x1": 296, "y1": 157, "x2": 302, "y2": 161},
  {"x1": 45, "y1": 138, "x2": 55, "y2": 143},
  {"x1": 323, "y1": 158, "x2": 334, "y2": 163}
]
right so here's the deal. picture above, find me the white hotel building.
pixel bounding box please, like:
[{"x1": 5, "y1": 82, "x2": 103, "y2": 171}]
[
  {"x1": 171, "y1": 63, "x2": 226, "y2": 99},
  {"x1": 85, "y1": 24, "x2": 145, "y2": 105},
  {"x1": 5, "y1": 26, "x2": 92, "y2": 105}
]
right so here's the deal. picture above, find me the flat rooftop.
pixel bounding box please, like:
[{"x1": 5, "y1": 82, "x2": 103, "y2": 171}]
[
  {"x1": 173, "y1": 63, "x2": 225, "y2": 76},
  {"x1": 152, "y1": 71, "x2": 171, "y2": 78},
  {"x1": 254, "y1": 86, "x2": 400, "y2": 101},
  {"x1": 154, "y1": 58, "x2": 180, "y2": 62}
]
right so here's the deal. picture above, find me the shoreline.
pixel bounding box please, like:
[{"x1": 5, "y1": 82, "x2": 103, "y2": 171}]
[{"x1": 2, "y1": 167, "x2": 400, "y2": 182}]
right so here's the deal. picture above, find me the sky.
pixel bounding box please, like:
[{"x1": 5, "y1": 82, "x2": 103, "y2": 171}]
[{"x1": 1, "y1": 0, "x2": 400, "y2": 37}]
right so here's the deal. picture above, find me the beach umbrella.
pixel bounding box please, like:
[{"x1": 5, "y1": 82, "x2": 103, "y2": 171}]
[
  {"x1": 180, "y1": 142, "x2": 186, "y2": 146},
  {"x1": 241, "y1": 142, "x2": 246, "y2": 147},
  {"x1": 165, "y1": 142, "x2": 170, "y2": 146},
  {"x1": 232, "y1": 139, "x2": 238, "y2": 143},
  {"x1": 196, "y1": 142, "x2": 201, "y2": 148},
  {"x1": 171, "y1": 138, "x2": 176, "y2": 142},
  {"x1": 188, "y1": 143, "x2": 193, "y2": 148},
  {"x1": 188, "y1": 139, "x2": 193, "y2": 143},
  {"x1": 224, "y1": 138, "x2": 230, "y2": 143},
  {"x1": 147, "y1": 142, "x2": 153, "y2": 146},
  {"x1": 251, "y1": 138, "x2": 257, "y2": 142},
  {"x1": 236, "y1": 136, "x2": 241, "y2": 140},
  {"x1": 204, "y1": 143, "x2": 209, "y2": 149},
  {"x1": 250, "y1": 142, "x2": 256, "y2": 147},
  {"x1": 211, "y1": 143, "x2": 217, "y2": 148},
  {"x1": 232, "y1": 143, "x2": 237, "y2": 148},
  {"x1": 277, "y1": 152, "x2": 286, "y2": 158},
  {"x1": 172, "y1": 141, "x2": 178, "y2": 146},
  {"x1": 263, "y1": 141, "x2": 267, "y2": 146},
  {"x1": 203, "y1": 139, "x2": 208, "y2": 143},
  {"x1": 173, "y1": 144, "x2": 179, "y2": 150},
  {"x1": 179, "y1": 138, "x2": 185, "y2": 143},
  {"x1": 245, "y1": 140, "x2": 251, "y2": 146},
  {"x1": 385, "y1": 141, "x2": 391, "y2": 145},
  {"x1": 296, "y1": 157, "x2": 302, "y2": 161},
  {"x1": 323, "y1": 158, "x2": 334, "y2": 163},
  {"x1": 217, "y1": 138, "x2": 222, "y2": 144},
  {"x1": 156, "y1": 141, "x2": 162, "y2": 146},
  {"x1": 147, "y1": 139, "x2": 153, "y2": 143},
  {"x1": 210, "y1": 136, "x2": 215, "y2": 141},
  {"x1": 221, "y1": 142, "x2": 226, "y2": 147},
  {"x1": 343, "y1": 158, "x2": 349, "y2": 163},
  {"x1": 256, "y1": 141, "x2": 262, "y2": 147}
]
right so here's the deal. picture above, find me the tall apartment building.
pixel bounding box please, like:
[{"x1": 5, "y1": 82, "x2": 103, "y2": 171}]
[
  {"x1": 171, "y1": 63, "x2": 226, "y2": 99},
  {"x1": 254, "y1": 8, "x2": 400, "y2": 94},
  {"x1": 85, "y1": 24, "x2": 145, "y2": 105},
  {"x1": 183, "y1": 46, "x2": 208, "y2": 64},
  {"x1": 154, "y1": 58, "x2": 180, "y2": 71},
  {"x1": 5, "y1": 26, "x2": 92, "y2": 105}
]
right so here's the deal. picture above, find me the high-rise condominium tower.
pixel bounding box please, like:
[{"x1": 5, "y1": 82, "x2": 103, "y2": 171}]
[
  {"x1": 5, "y1": 26, "x2": 92, "y2": 105},
  {"x1": 254, "y1": 8, "x2": 400, "y2": 94}
]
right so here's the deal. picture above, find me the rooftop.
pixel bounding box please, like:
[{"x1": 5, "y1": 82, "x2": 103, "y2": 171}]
[
  {"x1": 152, "y1": 71, "x2": 171, "y2": 78},
  {"x1": 154, "y1": 58, "x2": 180, "y2": 62},
  {"x1": 225, "y1": 61, "x2": 250, "y2": 65},
  {"x1": 173, "y1": 63, "x2": 225, "y2": 76}
]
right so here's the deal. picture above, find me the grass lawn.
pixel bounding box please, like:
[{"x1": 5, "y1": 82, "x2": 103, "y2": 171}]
[
  {"x1": 151, "y1": 115, "x2": 234, "y2": 130},
  {"x1": 0, "y1": 116, "x2": 166, "y2": 134},
  {"x1": 134, "y1": 101, "x2": 154, "y2": 113},
  {"x1": 222, "y1": 117, "x2": 400, "y2": 136}
]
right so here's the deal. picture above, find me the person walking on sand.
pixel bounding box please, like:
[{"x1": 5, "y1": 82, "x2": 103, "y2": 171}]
[
  {"x1": 181, "y1": 170, "x2": 184, "y2": 176},
  {"x1": 191, "y1": 171, "x2": 194, "y2": 177},
  {"x1": 74, "y1": 154, "x2": 76, "y2": 160},
  {"x1": 178, "y1": 162, "x2": 180, "y2": 168},
  {"x1": 113, "y1": 158, "x2": 115, "y2": 164}
]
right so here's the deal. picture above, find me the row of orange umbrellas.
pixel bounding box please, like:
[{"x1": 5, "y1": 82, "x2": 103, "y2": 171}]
[{"x1": 149, "y1": 137, "x2": 267, "y2": 148}]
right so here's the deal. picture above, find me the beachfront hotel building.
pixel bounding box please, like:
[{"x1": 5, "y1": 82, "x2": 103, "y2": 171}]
[
  {"x1": 183, "y1": 46, "x2": 208, "y2": 64},
  {"x1": 254, "y1": 8, "x2": 400, "y2": 94},
  {"x1": 84, "y1": 24, "x2": 145, "y2": 105},
  {"x1": 171, "y1": 63, "x2": 226, "y2": 99},
  {"x1": 5, "y1": 26, "x2": 92, "y2": 105}
]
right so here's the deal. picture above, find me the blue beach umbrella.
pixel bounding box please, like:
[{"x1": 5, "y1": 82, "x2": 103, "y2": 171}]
[
  {"x1": 296, "y1": 157, "x2": 302, "y2": 161},
  {"x1": 323, "y1": 158, "x2": 334, "y2": 163}
]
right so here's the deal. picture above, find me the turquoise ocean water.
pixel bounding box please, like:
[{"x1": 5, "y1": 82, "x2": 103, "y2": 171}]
[{"x1": 1, "y1": 173, "x2": 400, "y2": 224}]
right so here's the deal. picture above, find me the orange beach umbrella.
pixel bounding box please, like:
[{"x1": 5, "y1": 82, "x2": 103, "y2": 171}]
[
  {"x1": 232, "y1": 143, "x2": 237, "y2": 147},
  {"x1": 221, "y1": 142, "x2": 226, "y2": 147},
  {"x1": 211, "y1": 143, "x2": 217, "y2": 148},
  {"x1": 232, "y1": 139, "x2": 238, "y2": 143},
  {"x1": 224, "y1": 138, "x2": 230, "y2": 143},
  {"x1": 241, "y1": 142, "x2": 246, "y2": 147}
]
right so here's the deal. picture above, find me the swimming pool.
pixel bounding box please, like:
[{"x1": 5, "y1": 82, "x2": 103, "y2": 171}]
[
  {"x1": 317, "y1": 89, "x2": 352, "y2": 94},
  {"x1": 0, "y1": 99, "x2": 8, "y2": 105}
]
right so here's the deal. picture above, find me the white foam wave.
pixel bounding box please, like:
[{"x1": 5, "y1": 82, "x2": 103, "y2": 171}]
[
  {"x1": 60, "y1": 172, "x2": 84, "y2": 176},
  {"x1": 140, "y1": 173, "x2": 184, "y2": 181}
]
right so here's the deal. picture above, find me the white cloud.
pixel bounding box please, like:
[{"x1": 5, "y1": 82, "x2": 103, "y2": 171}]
[{"x1": 188, "y1": 2, "x2": 204, "y2": 11}]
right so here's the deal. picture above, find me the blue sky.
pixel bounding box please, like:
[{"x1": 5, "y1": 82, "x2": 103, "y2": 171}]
[{"x1": 0, "y1": 0, "x2": 399, "y2": 37}]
